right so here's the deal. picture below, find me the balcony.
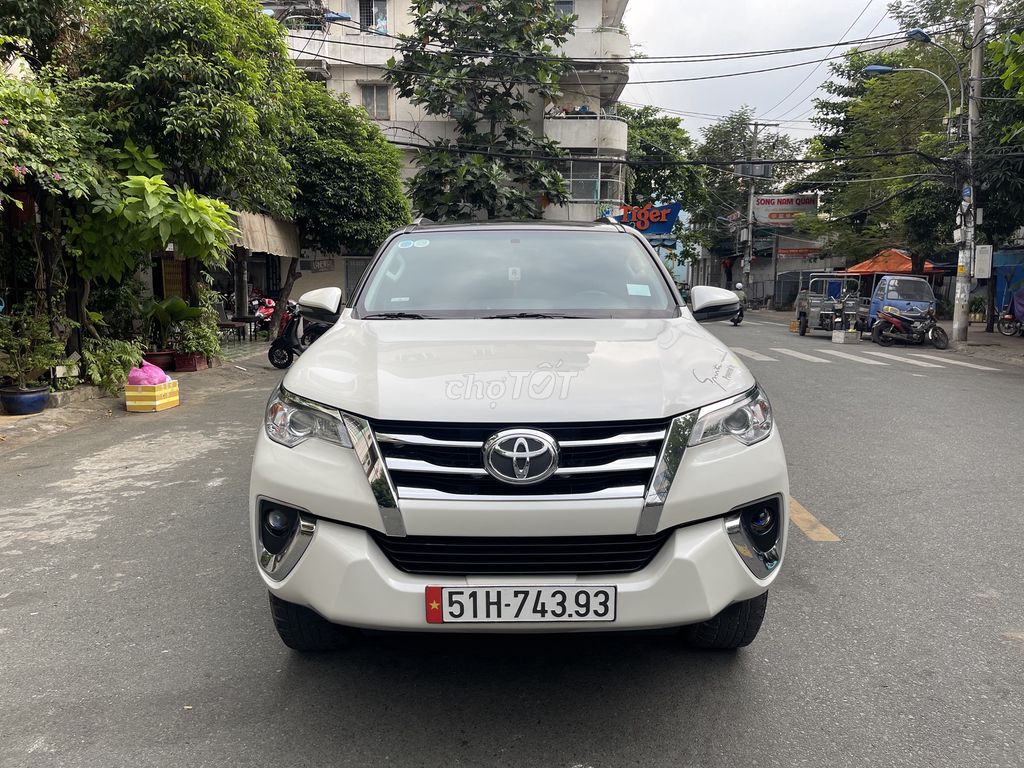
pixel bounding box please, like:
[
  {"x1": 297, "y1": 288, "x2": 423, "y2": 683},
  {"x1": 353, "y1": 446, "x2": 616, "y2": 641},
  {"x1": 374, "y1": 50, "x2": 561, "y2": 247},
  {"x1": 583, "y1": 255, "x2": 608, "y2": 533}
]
[
  {"x1": 285, "y1": 29, "x2": 396, "y2": 69},
  {"x1": 544, "y1": 113, "x2": 627, "y2": 153},
  {"x1": 561, "y1": 26, "x2": 630, "y2": 62}
]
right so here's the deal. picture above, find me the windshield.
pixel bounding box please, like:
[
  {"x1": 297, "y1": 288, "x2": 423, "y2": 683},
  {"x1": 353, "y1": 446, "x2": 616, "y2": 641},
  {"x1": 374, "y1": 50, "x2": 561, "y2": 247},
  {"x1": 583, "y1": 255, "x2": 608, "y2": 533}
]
[
  {"x1": 354, "y1": 230, "x2": 677, "y2": 319},
  {"x1": 885, "y1": 279, "x2": 934, "y2": 302}
]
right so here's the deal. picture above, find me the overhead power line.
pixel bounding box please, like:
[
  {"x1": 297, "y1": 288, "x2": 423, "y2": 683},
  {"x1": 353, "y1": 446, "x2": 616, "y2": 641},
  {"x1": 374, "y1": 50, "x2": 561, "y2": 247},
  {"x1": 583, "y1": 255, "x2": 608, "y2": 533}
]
[
  {"x1": 761, "y1": 0, "x2": 878, "y2": 119},
  {"x1": 287, "y1": 43, "x2": 954, "y2": 87},
  {"x1": 310, "y1": 20, "x2": 946, "y2": 65}
]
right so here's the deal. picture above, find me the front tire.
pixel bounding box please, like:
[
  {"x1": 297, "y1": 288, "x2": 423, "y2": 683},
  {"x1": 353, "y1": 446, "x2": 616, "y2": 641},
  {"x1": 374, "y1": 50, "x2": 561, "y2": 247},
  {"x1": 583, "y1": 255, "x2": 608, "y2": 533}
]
[
  {"x1": 798, "y1": 316, "x2": 808, "y2": 336},
  {"x1": 930, "y1": 326, "x2": 949, "y2": 349},
  {"x1": 997, "y1": 317, "x2": 1018, "y2": 336},
  {"x1": 872, "y1": 321, "x2": 894, "y2": 346},
  {"x1": 268, "y1": 345, "x2": 294, "y2": 369},
  {"x1": 269, "y1": 593, "x2": 356, "y2": 652},
  {"x1": 680, "y1": 592, "x2": 768, "y2": 650}
]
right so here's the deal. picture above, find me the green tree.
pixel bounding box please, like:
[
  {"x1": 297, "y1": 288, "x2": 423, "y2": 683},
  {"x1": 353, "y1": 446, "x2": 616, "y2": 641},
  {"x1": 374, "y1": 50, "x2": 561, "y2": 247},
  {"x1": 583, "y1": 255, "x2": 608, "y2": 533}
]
[
  {"x1": 268, "y1": 82, "x2": 411, "y2": 336},
  {"x1": 618, "y1": 104, "x2": 706, "y2": 208},
  {"x1": 286, "y1": 82, "x2": 410, "y2": 255},
  {"x1": 385, "y1": 0, "x2": 574, "y2": 220},
  {"x1": 691, "y1": 107, "x2": 803, "y2": 274},
  {"x1": 80, "y1": 0, "x2": 303, "y2": 218}
]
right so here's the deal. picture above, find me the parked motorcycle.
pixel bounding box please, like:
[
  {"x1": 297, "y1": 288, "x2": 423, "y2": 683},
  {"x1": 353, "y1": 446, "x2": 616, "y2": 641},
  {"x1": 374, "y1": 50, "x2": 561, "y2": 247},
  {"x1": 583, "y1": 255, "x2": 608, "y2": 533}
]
[
  {"x1": 871, "y1": 308, "x2": 948, "y2": 349},
  {"x1": 730, "y1": 307, "x2": 744, "y2": 326},
  {"x1": 997, "y1": 288, "x2": 1024, "y2": 337},
  {"x1": 268, "y1": 305, "x2": 331, "y2": 369},
  {"x1": 251, "y1": 296, "x2": 276, "y2": 335}
]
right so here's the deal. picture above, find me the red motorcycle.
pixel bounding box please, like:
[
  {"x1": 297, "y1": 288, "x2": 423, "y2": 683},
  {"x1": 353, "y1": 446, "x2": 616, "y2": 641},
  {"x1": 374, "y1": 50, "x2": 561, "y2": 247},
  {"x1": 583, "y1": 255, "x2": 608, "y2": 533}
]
[{"x1": 872, "y1": 308, "x2": 949, "y2": 349}]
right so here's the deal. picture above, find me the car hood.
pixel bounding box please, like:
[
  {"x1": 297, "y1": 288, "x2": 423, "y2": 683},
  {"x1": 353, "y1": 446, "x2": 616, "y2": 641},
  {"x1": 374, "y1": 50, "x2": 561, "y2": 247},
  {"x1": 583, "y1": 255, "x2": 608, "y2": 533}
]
[{"x1": 283, "y1": 317, "x2": 755, "y2": 422}]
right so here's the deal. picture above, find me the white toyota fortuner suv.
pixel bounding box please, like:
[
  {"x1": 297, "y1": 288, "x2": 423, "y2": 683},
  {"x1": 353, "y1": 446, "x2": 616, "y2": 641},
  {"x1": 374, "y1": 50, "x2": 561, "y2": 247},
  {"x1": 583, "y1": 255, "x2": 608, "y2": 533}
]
[{"x1": 250, "y1": 221, "x2": 789, "y2": 651}]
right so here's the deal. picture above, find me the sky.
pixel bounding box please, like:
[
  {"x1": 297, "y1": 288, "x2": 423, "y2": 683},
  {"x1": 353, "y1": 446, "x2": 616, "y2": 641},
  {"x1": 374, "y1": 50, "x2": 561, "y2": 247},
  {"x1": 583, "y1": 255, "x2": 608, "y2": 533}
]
[{"x1": 619, "y1": 0, "x2": 902, "y2": 140}]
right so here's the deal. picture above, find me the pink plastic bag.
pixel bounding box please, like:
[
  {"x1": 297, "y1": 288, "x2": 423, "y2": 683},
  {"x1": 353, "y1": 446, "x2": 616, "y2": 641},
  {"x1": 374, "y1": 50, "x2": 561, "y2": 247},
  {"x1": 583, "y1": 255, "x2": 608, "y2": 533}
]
[{"x1": 127, "y1": 360, "x2": 171, "y2": 386}]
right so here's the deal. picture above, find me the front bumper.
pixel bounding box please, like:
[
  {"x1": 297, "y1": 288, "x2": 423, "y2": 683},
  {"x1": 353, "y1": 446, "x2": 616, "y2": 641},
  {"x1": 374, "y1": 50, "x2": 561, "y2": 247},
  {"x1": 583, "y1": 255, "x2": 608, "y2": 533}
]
[
  {"x1": 256, "y1": 513, "x2": 784, "y2": 631},
  {"x1": 249, "y1": 423, "x2": 789, "y2": 631}
]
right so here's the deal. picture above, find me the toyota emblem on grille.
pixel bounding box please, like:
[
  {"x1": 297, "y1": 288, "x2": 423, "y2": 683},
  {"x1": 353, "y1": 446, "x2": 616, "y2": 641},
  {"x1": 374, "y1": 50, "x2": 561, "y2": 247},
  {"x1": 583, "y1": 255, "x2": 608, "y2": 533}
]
[{"x1": 483, "y1": 429, "x2": 559, "y2": 485}]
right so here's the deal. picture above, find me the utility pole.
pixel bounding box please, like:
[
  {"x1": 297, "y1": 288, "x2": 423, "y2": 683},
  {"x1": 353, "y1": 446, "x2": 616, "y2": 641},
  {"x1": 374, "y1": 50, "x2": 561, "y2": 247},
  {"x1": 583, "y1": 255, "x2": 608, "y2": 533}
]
[
  {"x1": 953, "y1": 0, "x2": 985, "y2": 345},
  {"x1": 743, "y1": 121, "x2": 777, "y2": 290}
]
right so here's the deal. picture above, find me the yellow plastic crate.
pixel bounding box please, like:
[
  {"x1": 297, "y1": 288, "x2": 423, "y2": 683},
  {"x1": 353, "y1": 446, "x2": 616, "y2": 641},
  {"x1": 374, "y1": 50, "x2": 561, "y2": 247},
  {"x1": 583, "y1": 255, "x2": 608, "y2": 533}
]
[
  {"x1": 125, "y1": 380, "x2": 180, "y2": 412},
  {"x1": 789, "y1": 319, "x2": 800, "y2": 333}
]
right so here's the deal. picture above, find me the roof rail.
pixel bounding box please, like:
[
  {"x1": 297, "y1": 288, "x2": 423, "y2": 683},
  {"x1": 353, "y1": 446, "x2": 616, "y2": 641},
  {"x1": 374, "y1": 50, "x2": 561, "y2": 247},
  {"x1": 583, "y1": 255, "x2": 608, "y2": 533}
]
[
  {"x1": 594, "y1": 215, "x2": 619, "y2": 225},
  {"x1": 407, "y1": 216, "x2": 435, "y2": 230}
]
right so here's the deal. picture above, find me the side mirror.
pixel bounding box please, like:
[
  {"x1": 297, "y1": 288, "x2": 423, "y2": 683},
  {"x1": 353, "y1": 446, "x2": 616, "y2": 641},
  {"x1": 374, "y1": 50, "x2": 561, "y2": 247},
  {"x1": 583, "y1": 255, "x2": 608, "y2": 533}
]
[
  {"x1": 690, "y1": 286, "x2": 741, "y2": 323},
  {"x1": 297, "y1": 287, "x2": 344, "y2": 324}
]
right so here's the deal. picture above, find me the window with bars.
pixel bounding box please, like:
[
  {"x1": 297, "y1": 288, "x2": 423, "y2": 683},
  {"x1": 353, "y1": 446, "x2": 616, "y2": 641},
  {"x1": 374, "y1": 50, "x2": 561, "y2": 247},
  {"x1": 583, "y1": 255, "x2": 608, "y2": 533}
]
[
  {"x1": 361, "y1": 84, "x2": 390, "y2": 120},
  {"x1": 359, "y1": 0, "x2": 388, "y2": 32}
]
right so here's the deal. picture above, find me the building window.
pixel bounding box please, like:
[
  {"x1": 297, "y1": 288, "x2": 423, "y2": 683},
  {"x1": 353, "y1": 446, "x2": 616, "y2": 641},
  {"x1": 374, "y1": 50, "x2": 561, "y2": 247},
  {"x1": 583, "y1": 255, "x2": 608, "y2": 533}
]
[
  {"x1": 361, "y1": 84, "x2": 390, "y2": 120},
  {"x1": 359, "y1": 0, "x2": 388, "y2": 33},
  {"x1": 554, "y1": 1, "x2": 575, "y2": 16}
]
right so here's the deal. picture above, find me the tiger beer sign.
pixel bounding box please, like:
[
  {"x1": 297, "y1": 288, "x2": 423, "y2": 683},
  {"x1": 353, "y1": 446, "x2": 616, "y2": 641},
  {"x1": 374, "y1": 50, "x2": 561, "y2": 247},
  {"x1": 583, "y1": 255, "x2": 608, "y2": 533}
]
[{"x1": 616, "y1": 202, "x2": 681, "y2": 235}]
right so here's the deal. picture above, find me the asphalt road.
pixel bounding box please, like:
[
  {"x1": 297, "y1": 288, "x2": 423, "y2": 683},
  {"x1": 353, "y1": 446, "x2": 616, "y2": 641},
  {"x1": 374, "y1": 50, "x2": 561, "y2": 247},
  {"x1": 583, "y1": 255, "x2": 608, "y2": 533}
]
[{"x1": 2, "y1": 317, "x2": 1022, "y2": 768}]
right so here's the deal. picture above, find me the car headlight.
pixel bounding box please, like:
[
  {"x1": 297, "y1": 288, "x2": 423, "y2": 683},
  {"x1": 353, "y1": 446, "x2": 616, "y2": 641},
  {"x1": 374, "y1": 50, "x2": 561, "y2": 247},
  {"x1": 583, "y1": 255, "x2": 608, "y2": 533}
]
[
  {"x1": 265, "y1": 386, "x2": 353, "y2": 449},
  {"x1": 688, "y1": 386, "x2": 773, "y2": 447}
]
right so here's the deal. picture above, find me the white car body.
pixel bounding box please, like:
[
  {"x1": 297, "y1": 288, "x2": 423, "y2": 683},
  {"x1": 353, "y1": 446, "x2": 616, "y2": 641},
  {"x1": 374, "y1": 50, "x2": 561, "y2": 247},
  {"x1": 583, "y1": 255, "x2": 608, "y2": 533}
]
[{"x1": 250, "y1": 222, "x2": 789, "y2": 643}]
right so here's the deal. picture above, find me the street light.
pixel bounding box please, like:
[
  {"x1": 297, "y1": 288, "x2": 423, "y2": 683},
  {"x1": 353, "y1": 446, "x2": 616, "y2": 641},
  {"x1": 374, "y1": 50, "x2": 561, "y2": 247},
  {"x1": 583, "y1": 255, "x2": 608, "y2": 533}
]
[
  {"x1": 905, "y1": 28, "x2": 966, "y2": 133},
  {"x1": 861, "y1": 64, "x2": 954, "y2": 142}
]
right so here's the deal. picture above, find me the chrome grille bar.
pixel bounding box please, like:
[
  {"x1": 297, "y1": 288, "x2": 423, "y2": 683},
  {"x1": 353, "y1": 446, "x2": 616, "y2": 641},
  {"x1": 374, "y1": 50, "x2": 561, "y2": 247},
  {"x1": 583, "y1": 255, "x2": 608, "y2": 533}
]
[
  {"x1": 377, "y1": 433, "x2": 483, "y2": 448},
  {"x1": 558, "y1": 430, "x2": 666, "y2": 447},
  {"x1": 396, "y1": 486, "x2": 647, "y2": 502},
  {"x1": 554, "y1": 456, "x2": 656, "y2": 475}
]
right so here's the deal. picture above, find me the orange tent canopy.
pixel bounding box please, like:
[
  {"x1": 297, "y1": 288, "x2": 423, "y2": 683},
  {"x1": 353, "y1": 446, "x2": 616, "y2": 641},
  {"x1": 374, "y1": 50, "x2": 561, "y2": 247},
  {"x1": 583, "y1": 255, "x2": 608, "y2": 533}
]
[{"x1": 848, "y1": 248, "x2": 938, "y2": 274}]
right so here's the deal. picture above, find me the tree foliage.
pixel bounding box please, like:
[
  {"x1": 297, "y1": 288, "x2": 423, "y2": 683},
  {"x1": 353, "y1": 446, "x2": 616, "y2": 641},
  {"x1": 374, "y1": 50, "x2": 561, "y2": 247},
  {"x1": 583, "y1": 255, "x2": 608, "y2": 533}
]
[
  {"x1": 286, "y1": 82, "x2": 409, "y2": 254},
  {"x1": 617, "y1": 104, "x2": 706, "y2": 209},
  {"x1": 80, "y1": 0, "x2": 303, "y2": 217},
  {"x1": 790, "y1": 45, "x2": 960, "y2": 272},
  {"x1": 385, "y1": 0, "x2": 573, "y2": 219}
]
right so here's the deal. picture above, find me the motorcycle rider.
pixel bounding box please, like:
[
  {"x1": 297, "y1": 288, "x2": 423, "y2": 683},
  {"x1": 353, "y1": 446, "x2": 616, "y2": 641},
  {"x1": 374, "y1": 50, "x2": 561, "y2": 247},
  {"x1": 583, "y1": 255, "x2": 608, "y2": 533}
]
[{"x1": 733, "y1": 282, "x2": 747, "y2": 322}]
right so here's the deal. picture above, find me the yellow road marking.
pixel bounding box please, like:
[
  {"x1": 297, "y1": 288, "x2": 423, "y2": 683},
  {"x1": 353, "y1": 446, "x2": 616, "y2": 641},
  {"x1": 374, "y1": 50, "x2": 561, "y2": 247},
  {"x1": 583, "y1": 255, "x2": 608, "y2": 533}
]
[{"x1": 789, "y1": 496, "x2": 840, "y2": 542}]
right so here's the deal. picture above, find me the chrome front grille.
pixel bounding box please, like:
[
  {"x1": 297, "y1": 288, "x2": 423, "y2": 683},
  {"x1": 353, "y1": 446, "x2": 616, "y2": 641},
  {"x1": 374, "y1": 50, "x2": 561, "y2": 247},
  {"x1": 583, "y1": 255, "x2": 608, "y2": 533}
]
[{"x1": 369, "y1": 419, "x2": 669, "y2": 500}]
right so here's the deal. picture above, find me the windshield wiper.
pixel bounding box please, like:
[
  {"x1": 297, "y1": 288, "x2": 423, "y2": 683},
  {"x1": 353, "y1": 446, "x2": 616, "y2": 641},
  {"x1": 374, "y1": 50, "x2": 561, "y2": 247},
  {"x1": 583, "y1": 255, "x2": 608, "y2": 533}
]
[
  {"x1": 360, "y1": 312, "x2": 436, "y2": 320},
  {"x1": 482, "y1": 312, "x2": 587, "y2": 319}
]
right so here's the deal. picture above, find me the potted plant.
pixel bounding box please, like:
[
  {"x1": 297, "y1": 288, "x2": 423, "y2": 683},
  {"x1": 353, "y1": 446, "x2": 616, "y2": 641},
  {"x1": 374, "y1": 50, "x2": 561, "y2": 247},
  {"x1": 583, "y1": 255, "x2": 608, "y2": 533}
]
[
  {"x1": 0, "y1": 305, "x2": 66, "y2": 415},
  {"x1": 968, "y1": 295, "x2": 986, "y2": 323},
  {"x1": 174, "y1": 315, "x2": 220, "y2": 371},
  {"x1": 141, "y1": 296, "x2": 201, "y2": 371}
]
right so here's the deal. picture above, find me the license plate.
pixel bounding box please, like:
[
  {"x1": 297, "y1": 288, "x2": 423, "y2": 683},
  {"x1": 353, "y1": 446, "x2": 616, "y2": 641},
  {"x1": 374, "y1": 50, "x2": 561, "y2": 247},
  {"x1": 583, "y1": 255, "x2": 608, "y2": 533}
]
[{"x1": 425, "y1": 585, "x2": 616, "y2": 624}]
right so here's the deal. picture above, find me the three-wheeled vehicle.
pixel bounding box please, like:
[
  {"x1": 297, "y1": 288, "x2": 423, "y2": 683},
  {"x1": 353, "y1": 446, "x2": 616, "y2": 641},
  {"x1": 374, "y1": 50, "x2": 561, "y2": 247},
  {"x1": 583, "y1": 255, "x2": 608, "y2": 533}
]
[
  {"x1": 856, "y1": 274, "x2": 937, "y2": 332},
  {"x1": 793, "y1": 272, "x2": 863, "y2": 336}
]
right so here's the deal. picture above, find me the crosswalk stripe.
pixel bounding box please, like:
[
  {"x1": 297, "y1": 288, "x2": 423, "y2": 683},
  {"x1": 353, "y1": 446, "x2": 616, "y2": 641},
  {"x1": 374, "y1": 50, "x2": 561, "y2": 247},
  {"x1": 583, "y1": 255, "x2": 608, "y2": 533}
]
[
  {"x1": 741, "y1": 320, "x2": 762, "y2": 325},
  {"x1": 759, "y1": 321, "x2": 789, "y2": 327},
  {"x1": 769, "y1": 348, "x2": 832, "y2": 363},
  {"x1": 732, "y1": 347, "x2": 779, "y2": 362},
  {"x1": 859, "y1": 350, "x2": 944, "y2": 367},
  {"x1": 816, "y1": 349, "x2": 889, "y2": 365},
  {"x1": 908, "y1": 353, "x2": 1000, "y2": 371}
]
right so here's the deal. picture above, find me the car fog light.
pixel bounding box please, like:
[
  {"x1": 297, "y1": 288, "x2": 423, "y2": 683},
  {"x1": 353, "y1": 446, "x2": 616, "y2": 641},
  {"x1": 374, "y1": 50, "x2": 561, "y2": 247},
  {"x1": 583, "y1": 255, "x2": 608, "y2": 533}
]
[
  {"x1": 265, "y1": 508, "x2": 293, "y2": 534},
  {"x1": 256, "y1": 501, "x2": 315, "y2": 580},
  {"x1": 726, "y1": 496, "x2": 784, "y2": 578},
  {"x1": 748, "y1": 508, "x2": 774, "y2": 536}
]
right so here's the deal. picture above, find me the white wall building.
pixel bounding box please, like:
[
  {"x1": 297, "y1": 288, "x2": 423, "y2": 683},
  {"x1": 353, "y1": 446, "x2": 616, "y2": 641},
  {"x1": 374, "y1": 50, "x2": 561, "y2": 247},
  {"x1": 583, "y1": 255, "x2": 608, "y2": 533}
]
[{"x1": 265, "y1": 0, "x2": 631, "y2": 229}]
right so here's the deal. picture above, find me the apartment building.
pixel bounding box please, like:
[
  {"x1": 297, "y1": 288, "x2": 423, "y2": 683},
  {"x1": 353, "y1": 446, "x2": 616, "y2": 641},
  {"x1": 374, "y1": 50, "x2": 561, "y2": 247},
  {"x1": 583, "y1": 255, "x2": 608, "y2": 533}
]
[{"x1": 263, "y1": 0, "x2": 632, "y2": 224}]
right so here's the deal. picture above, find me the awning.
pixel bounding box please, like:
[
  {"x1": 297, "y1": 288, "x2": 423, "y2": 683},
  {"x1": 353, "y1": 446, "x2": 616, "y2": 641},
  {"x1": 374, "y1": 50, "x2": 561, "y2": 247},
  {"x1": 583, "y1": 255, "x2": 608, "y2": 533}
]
[
  {"x1": 848, "y1": 248, "x2": 938, "y2": 274},
  {"x1": 233, "y1": 212, "x2": 300, "y2": 260}
]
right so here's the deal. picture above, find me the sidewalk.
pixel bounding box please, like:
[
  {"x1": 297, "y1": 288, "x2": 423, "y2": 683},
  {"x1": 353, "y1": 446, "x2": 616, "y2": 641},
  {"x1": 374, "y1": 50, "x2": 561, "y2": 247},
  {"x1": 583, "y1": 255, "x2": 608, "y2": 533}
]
[
  {"x1": 0, "y1": 348, "x2": 276, "y2": 456},
  {"x1": 747, "y1": 310, "x2": 1024, "y2": 368}
]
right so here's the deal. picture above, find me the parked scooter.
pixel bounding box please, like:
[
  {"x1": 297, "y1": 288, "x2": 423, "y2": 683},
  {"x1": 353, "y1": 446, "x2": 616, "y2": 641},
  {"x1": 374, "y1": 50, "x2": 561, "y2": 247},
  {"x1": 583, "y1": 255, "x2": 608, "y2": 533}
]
[
  {"x1": 871, "y1": 308, "x2": 948, "y2": 349},
  {"x1": 268, "y1": 305, "x2": 332, "y2": 369},
  {"x1": 251, "y1": 296, "x2": 276, "y2": 335},
  {"x1": 730, "y1": 308, "x2": 743, "y2": 326}
]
